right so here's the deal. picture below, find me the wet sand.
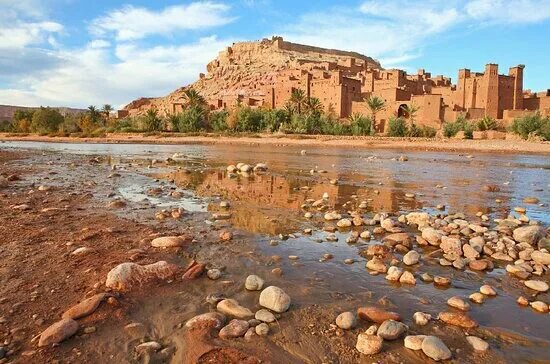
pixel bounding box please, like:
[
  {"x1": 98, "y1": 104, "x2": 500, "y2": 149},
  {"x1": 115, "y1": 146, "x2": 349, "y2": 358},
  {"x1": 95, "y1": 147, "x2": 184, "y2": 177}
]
[
  {"x1": 0, "y1": 142, "x2": 549, "y2": 363},
  {"x1": 1, "y1": 132, "x2": 550, "y2": 155}
]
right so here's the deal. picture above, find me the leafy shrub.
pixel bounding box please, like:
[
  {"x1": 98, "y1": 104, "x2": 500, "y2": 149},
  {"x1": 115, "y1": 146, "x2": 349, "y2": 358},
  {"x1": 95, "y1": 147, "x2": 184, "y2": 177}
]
[
  {"x1": 262, "y1": 109, "x2": 288, "y2": 132},
  {"x1": 443, "y1": 115, "x2": 474, "y2": 138},
  {"x1": 387, "y1": 117, "x2": 408, "y2": 137},
  {"x1": 144, "y1": 109, "x2": 163, "y2": 132},
  {"x1": 235, "y1": 107, "x2": 264, "y2": 132},
  {"x1": 31, "y1": 107, "x2": 64, "y2": 133},
  {"x1": 209, "y1": 110, "x2": 229, "y2": 132},
  {"x1": 0, "y1": 120, "x2": 14, "y2": 132},
  {"x1": 510, "y1": 113, "x2": 550, "y2": 140},
  {"x1": 349, "y1": 113, "x2": 372, "y2": 136},
  {"x1": 477, "y1": 116, "x2": 498, "y2": 131},
  {"x1": 173, "y1": 105, "x2": 206, "y2": 133}
]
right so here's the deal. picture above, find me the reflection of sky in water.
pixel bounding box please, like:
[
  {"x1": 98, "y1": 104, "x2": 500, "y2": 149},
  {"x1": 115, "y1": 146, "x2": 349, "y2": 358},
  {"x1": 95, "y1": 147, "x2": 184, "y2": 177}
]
[{"x1": 2, "y1": 141, "x2": 548, "y2": 223}]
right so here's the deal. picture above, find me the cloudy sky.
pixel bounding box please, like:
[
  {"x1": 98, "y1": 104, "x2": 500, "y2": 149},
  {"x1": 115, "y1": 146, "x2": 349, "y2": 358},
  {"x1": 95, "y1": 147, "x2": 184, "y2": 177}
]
[{"x1": 1, "y1": 0, "x2": 549, "y2": 109}]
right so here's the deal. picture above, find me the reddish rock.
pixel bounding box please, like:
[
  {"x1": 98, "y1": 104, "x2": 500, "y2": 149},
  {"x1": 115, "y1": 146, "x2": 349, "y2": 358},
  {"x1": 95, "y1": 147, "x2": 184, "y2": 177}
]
[
  {"x1": 469, "y1": 259, "x2": 488, "y2": 271},
  {"x1": 357, "y1": 306, "x2": 401, "y2": 323},
  {"x1": 62, "y1": 293, "x2": 110, "y2": 320},
  {"x1": 182, "y1": 261, "x2": 205, "y2": 280},
  {"x1": 438, "y1": 312, "x2": 478, "y2": 329},
  {"x1": 38, "y1": 318, "x2": 79, "y2": 347}
]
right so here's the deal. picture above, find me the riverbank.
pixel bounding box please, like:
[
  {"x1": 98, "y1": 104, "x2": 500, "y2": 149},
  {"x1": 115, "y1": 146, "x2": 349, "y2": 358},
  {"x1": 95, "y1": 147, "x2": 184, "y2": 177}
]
[{"x1": 1, "y1": 132, "x2": 550, "y2": 155}]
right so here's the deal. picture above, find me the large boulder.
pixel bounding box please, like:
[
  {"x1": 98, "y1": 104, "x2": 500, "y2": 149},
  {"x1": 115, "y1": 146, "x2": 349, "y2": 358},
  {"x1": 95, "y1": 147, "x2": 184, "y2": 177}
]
[{"x1": 105, "y1": 261, "x2": 179, "y2": 291}]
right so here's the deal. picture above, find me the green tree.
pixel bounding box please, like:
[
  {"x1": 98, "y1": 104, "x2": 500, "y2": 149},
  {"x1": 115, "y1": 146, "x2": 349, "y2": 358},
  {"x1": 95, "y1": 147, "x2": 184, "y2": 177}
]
[
  {"x1": 366, "y1": 96, "x2": 385, "y2": 135},
  {"x1": 176, "y1": 104, "x2": 205, "y2": 132},
  {"x1": 305, "y1": 97, "x2": 323, "y2": 116},
  {"x1": 31, "y1": 107, "x2": 64, "y2": 133},
  {"x1": 87, "y1": 105, "x2": 101, "y2": 125},
  {"x1": 348, "y1": 113, "x2": 372, "y2": 136},
  {"x1": 400, "y1": 103, "x2": 420, "y2": 129},
  {"x1": 290, "y1": 89, "x2": 307, "y2": 115},
  {"x1": 144, "y1": 109, "x2": 163, "y2": 131},
  {"x1": 102, "y1": 104, "x2": 113, "y2": 120},
  {"x1": 183, "y1": 88, "x2": 206, "y2": 108}
]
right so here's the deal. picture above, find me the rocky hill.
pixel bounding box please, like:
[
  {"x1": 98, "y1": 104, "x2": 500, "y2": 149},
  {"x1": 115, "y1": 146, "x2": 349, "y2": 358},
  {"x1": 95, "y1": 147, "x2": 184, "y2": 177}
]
[{"x1": 123, "y1": 37, "x2": 381, "y2": 116}]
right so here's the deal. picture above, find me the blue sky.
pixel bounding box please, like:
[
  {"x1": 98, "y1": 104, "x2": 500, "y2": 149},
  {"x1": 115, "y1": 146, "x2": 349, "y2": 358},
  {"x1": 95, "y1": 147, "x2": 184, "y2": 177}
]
[{"x1": 0, "y1": 0, "x2": 549, "y2": 108}]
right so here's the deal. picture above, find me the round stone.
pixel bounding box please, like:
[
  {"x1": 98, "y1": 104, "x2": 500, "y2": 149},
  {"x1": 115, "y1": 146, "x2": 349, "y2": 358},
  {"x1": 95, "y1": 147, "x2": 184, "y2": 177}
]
[
  {"x1": 259, "y1": 286, "x2": 291, "y2": 313},
  {"x1": 421, "y1": 336, "x2": 452, "y2": 361},
  {"x1": 466, "y1": 336, "x2": 489, "y2": 352},
  {"x1": 245, "y1": 275, "x2": 265, "y2": 291},
  {"x1": 356, "y1": 333, "x2": 383, "y2": 355},
  {"x1": 524, "y1": 280, "x2": 549, "y2": 292},
  {"x1": 255, "y1": 323, "x2": 269, "y2": 336},
  {"x1": 376, "y1": 319, "x2": 407, "y2": 340},
  {"x1": 336, "y1": 311, "x2": 357, "y2": 330}
]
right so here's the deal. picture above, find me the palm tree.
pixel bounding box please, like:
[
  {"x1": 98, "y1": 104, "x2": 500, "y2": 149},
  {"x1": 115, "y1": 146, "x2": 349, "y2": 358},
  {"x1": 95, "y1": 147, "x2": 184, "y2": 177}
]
[
  {"x1": 87, "y1": 105, "x2": 100, "y2": 125},
  {"x1": 102, "y1": 104, "x2": 113, "y2": 118},
  {"x1": 144, "y1": 109, "x2": 163, "y2": 131},
  {"x1": 183, "y1": 88, "x2": 206, "y2": 108},
  {"x1": 366, "y1": 96, "x2": 385, "y2": 134},
  {"x1": 400, "y1": 103, "x2": 420, "y2": 129},
  {"x1": 283, "y1": 101, "x2": 295, "y2": 117},
  {"x1": 306, "y1": 97, "x2": 323, "y2": 116},
  {"x1": 290, "y1": 89, "x2": 307, "y2": 115}
]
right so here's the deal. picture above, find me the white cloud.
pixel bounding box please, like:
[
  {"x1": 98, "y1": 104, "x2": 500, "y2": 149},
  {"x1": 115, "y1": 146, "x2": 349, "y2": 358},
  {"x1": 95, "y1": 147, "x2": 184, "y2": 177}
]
[
  {"x1": 465, "y1": 0, "x2": 550, "y2": 23},
  {"x1": 0, "y1": 21, "x2": 63, "y2": 49},
  {"x1": 90, "y1": 1, "x2": 235, "y2": 41},
  {"x1": 1, "y1": 36, "x2": 232, "y2": 109}
]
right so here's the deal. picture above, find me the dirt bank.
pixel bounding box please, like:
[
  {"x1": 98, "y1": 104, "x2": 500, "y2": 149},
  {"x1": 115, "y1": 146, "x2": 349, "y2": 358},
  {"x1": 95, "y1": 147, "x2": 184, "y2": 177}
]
[{"x1": 1, "y1": 132, "x2": 549, "y2": 155}]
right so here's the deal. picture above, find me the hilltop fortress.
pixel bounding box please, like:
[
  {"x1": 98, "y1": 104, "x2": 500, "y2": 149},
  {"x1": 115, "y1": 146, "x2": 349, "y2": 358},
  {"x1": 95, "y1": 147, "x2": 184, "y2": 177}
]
[{"x1": 123, "y1": 37, "x2": 550, "y2": 131}]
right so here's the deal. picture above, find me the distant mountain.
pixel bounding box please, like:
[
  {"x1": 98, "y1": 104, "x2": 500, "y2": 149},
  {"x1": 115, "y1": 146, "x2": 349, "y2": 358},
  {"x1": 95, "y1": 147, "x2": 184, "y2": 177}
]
[{"x1": 0, "y1": 104, "x2": 88, "y2": 120}]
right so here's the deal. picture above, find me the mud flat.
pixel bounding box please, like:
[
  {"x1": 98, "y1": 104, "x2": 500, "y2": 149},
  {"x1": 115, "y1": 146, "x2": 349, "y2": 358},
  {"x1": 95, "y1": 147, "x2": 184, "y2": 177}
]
[
  {"x1": 1, "y1": 132, "x2": 550, "y2": 155},
  {"x1": 0, "y1": 142, "x2": 548, "y2": 363}
]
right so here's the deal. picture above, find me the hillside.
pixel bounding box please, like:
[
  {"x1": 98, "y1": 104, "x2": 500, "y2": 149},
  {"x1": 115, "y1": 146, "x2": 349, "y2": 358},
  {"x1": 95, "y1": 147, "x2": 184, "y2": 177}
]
[{"x1": 123, "y1": 37, "x2": 381, "y2": 116}]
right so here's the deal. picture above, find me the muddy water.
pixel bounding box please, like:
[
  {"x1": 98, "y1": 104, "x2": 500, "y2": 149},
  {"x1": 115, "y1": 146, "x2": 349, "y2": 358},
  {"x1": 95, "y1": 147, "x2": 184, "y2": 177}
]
[{"x1": 2, "y1": 141, "x2": 549, "y2": 363}]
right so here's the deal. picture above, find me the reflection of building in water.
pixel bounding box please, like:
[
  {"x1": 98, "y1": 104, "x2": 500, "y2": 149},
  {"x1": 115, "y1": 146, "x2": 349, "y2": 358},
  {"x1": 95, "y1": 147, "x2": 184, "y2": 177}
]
[{"x1": 164, "y1": 168, "x2": 422, "y2": 214}]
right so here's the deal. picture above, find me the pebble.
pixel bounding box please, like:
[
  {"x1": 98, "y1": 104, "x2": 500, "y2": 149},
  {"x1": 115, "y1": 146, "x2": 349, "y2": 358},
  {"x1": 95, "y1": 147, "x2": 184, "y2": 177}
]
[
  {"x1": 245, "y1": 275, "x2": 265, "y2": 291},
  {"x1": 469, "y1": 292, "x2": 485, "y2": 304},
  {"x1": 365, "y1": 325, "x2": 378, "y2": 335},
  {"x1": 447, "y1": 296, "x2": 470, "y2": 311},
  {"x1": 255, "y1": 323, "x2": 270, "y2": 336},
  {"x1": 259, "y1": 286, "x2": 291, "y2": 313},
  {"x1": 399, "y1": 271, "x2": 416, "y2": 285},
  {"x1": 524, "y1": 280, "x2": 549, "y2": 292},
  {"x1": 136, "y1": 341, "x2": 162, "y2": 354},
  {"x1": 530, "y1": 301, "x2": 549, "y2": 313},
  {"x1": 517, "y1": 296, "x2": 529, "y2": 306},
  {"x1": 219, "y1": 319, "x2": 249, "y2": 339},
  {"x1": 421, "y1": 336, "x2": 452, "y2": 361},
  {"x1": 466, "y1": 336, "x2": 489, "y2": 352},
  {"x1": 413, "y1": 312, "x2": 431, "y2": 326},
  {"x1": 185, "y1": 312, "x2": 226, "y2": 329},
  {"x1": 385, "y1": 266, "x2": 403, "y2": 281},
  {"x1": 403, "y1": 250, "x2": 420, "y2": 265},
  {"x1": 356, "y1": 333, "x2": 383, "y2": 355},
  {"x1": 151, "y1": 236, "x2": 187, "y2": 248},
  {"x1": 438, "y1": 312, "x2": 478, "y2": 329},
  {"x1": 480, "y1": 285, "x2": 497, "y2": 296},
  {"x1": 255, "y1": 309, "x2": 276, "y2": 323},
  {"x1": 336, "y1": 312, "x2": 357, "y2": 330},
  {"x1": 207, "y1": 269, "x2": 222, "y2": 280},
  {"x1": 357, "y1": 306, "x2": 401, "y2": 323},
  {"x1": 217, "y1": 299, "x2": 253, "y2": 319},
  {"x1": 376, "y1": 319, "x2": 407, "y2": 340},
  {"x1": 404, "y1": 335, "x2": 427, "y2": 350},
  {"x1": 433, "y1": 276, "x2": 451, "y2": 286}
]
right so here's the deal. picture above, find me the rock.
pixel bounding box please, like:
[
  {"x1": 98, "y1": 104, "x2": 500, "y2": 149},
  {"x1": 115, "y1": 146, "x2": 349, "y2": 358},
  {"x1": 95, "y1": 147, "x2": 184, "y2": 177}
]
[
  {"x1": 463, "y1": 244, "x2": 479, "y2": 260},
  {"x1": 491, "y1": 252, "x2": 513, "y2": 261},
  {"x1": 71, "y1": 247, "x2": 94, "y2": 256},
  {"x1": 366, "y1": 258, "x2": 387, "y2": 273},
  {"x1": 219, "y1": 231, "x2": 233, "y2": 241},
  {"x1": 248, "y1": 319, "x2": 261, "y2": 327},
  {"x1": 207, "y1": 269, "x2": 222, "y2": 280},
  {"x1": 62, "y1": 293, "x2": 110, "y2": 320},
  {"x1": 403, "y1": 250, "x2": 420, "y2": 265},
  {"x1": 399, "y1": 271, "x2": 416, "y2": 285},
  {"x1": 105, "y1": 261, "x2": 179, "y2": 291},
  {"x1": 324, "y1": 212, "x2": 342, "y2": 221},
  {"x1": 185, "y1": 312, "x2": 226, "y2": 329},
  {"x1": 259, "y1": 286, "x2": 291, "y2": 313},
  {"x1": 182, "y1": 261, "x2": 205, "y2": 280},
  {"x1": 421, "y1": 336, "x2": 451, "y2": 361},
  {"x1": 517, "y1": 296, "x2": 529, "y2": 306},
  {"x1": 357, "y1": 306, "x2": 401, "y2": 323},
  {"x1": 440, "y1": 236, "x2": 463, "y2": 256},
  {"x1": 356, "y1": 333, "x2": 383, "y2": 355},
  {"x1": 480, "y1": 285, "x2": 496, "y2": 296},
  {"x1": 433, "y1": 276, "x2": 451, "y2": 286},
  {"x1": 524, "y1": 280, "x2": 549, "y2": 292},
  {"x1": 244, "y1": 327, "x2": 256, "y2": 341},
  {"x1": 217, "y1": 299, "x2": 253, "y2": 319},
  {"x1": 151, "y1": 236, "x2": 188, "y2": 248},
  {"x1": 513, "y1": 225, "x2": 543, "y2": 245},
  {"x1": 381, "y1": 218, "x2": 396, "y2": 231},
  {"x1": 422, "y1": 228, "x2": 442, "y2": 246},
  {"x1": 531, "y1": 251, "x2": 550, "y2": 265},
  {"x1": 365, "y1": 325, "x2": 378, "y2": 335},
  {"x1": 219, "y1": 319, "x2": 249, "y2": 339},
  {"x1": 337, "y1": 218, "x2": 352, "y2": 228},
  {"x1": 447, "y1": 296, "x2": 470, "y2": 311},
  {"x1": 404, "y1": 335, "x2": 427, "y2": 350},
  {"x1": 383, "y1": 233, "x2": 410, "y2": 245},
  {"x1": 405, "y1": 212, "x2": 430, "y2": 227},
  {"x1": 530, "y1": 301, "x2": 549, "y2": 313},
  {"x1": 469, "y1": 292, "x2": 485, "y2": 304},
  {"x1": 245, "y1": 275, "x2": 265, "y2": 291},
  {"x1": 385, "y1": 266, "x2": 403, "y2": 281},
  {"x1": 438, "y1": 312, "x2": 478, "y2": 329},
  {"x1": 255, "y1": 322, "x2": 269, "y2": 336},
  {"x1": 136, "y1": 341, "x2": 162, "y2": 354},
  {"x1": 336, "y1": 312, "x2": 357, "y2": 330},
  {"x1": 466, "y1": 336, "x2": 489, "y2": 351},
  {"x1": 469, "y1": 259, "x2": 488, "y2": 271},
  {"x1": 255, "y1": 309, "x2": 276, "y2": 323},
  {"x1": 0, "y1": 346, "x2": 5, "y2": 359},
  {"x1": 377, "y1": 320, "x2": 407, "y2": 340},
  {"x1": 38, "y1": 318, "x2": 79, "y2": 347},
  {"x1": 413, "y1": 312, "x2": 431, "y2": 326},
  {"x1": 420, "y1": 273, "x2": 434, "y2": 282}
]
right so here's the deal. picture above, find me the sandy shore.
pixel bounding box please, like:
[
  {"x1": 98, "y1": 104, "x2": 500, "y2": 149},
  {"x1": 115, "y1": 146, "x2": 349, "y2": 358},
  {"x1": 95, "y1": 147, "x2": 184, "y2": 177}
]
[{"x1": 1, "y1": 132, "x2": 549, "y2": 154}]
